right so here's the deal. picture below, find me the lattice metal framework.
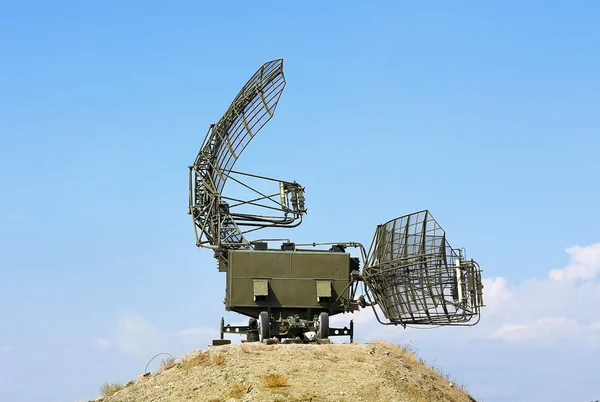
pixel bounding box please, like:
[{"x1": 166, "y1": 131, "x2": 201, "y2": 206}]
[
  {"x1": 188, "y1": 59, "x2": 306, "y2": 255},
  {"x1": 187, "y1": 59, "x2": 484, "y2": 330},
  {"x1": 363, "y1": 210, "x2": 483, "y2": 326}
]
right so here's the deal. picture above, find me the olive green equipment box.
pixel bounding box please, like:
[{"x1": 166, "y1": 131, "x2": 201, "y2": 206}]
[{"x1": 217, "y1": 244, "x2": 357, "y2": 343}]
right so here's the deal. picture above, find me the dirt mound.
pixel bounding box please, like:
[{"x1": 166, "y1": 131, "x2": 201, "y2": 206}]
[{"x1": 94, "y1": 341, "x2": 477, "y2": 402}]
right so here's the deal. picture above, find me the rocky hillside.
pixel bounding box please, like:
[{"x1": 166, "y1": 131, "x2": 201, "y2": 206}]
[{"x1": 93, "y1": 341, "x2": 477, "y2": 402}]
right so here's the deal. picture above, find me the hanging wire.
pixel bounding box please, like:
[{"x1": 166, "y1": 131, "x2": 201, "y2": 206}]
[{"x1": 144, "y1": 352, "x2": 174, "y2": 374}]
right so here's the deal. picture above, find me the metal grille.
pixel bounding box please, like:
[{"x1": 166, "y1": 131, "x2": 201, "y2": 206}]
[
  {"x1": 189, "y1": 60, "x2": 305, "y2": 253},
  {"x1": 364, "y1": 210, "x2": 483, "y2": 326},
  {"x1": 193, "y1": 59, "x2": 286, "y2": 193}
]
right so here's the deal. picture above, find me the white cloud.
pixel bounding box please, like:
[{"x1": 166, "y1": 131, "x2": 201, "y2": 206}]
[
  {"x1": 489, "y1": 316, "x2": 585, "y2": 344},
  {"x1": 480, "y1": 276, "x2": 514, "y2": 310},
  {"x1": 95, "y1": 314, "x2": 167, "y2": 357},
  {"x1": 96, "y1": 243, "x2": 600, "y2": 355},
  {"x1": 327, "y1": 245, "x2": 600, "y2": 402},
  {"x1": 0, "y1": 344, "x2": 12, "y2": 353},
  {"x1": 337, "y1": 242, "x2": 600, "y2": 348},
  {"x1": 176, "y1": 327, "x2": 219, "y2": 345},
  {"x1": 549, "y1": 243, "x2": 600, "y2": 282},
  {"x1": 96, "y1": 315, "x2": 218, "y2": 357},
  {"x1": 475, "y1": 243, "x2": 600, "y2": 346}
]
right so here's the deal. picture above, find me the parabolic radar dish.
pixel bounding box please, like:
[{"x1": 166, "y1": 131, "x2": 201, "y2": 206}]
[
  {"x1": 189, "y1": 59, "x2": 306, "y2": 255},
  {"x1": 363, "y1": 210, "x2": 484, "y2": 327},
  {"x1": 193, "y1": 59, "x2": 286, "y2": 194}
]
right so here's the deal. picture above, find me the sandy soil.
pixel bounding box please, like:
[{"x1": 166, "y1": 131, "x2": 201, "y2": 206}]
[{"x1": 93, "y1": 341, "x2": 477, "y2": 402}]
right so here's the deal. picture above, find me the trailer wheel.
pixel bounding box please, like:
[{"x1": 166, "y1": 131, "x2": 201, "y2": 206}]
[
  {"x1": 246, "y1": 318, "x2": 259, "y2": 342},
  {"x1": 258, "y1": 311, "x2": 270, "y2": 342},
  {"x1": 318, "y1": 312, "x2": 329, "y2": 339}
]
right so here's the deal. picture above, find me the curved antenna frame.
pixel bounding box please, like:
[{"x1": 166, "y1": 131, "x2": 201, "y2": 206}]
[{"x1": 188, "y1": 59, "x2": 306, "y2": 256}]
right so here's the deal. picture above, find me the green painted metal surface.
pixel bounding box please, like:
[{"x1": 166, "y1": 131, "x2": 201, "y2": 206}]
[{"x1": 225, "y1": 250, "x2": 351, "y2": 319}]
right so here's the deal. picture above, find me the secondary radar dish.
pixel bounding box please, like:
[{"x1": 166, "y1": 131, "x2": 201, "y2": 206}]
[{"x1": 363, "y1": 210, "x2": 483, "y2": 327}]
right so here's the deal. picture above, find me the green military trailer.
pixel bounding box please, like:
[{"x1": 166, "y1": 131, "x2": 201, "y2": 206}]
[
  {"x1": 188, "y1": 59, "x2": 484, "y2": 346},
  {"x1": 218, "y1": 244, "x2": 357, "y2": 342}
]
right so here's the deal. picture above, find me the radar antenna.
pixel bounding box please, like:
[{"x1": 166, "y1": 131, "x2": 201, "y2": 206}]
[
  {"x1": 363, "y1": 210, "x2": 484, "y2": 327},
  {"x1": 188, "y1": 59, "x2": 307, "y2": 263},
  {"x1": 188, "y1": 60, "x2": 484, "y2": 344}
]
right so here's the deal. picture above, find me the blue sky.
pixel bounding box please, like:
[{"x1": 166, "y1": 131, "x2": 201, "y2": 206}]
[{"x1": 1, "y1": 1, "x2": 599, "y2": 401}]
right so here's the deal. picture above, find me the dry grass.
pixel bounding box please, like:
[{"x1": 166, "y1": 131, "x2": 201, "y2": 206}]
[
  {"x1": 100, "y1": 382, "x2": 123, "y2": 398},
  {"x1": 311, "y1": 350, "x2": 328, "y2": 359},
  {"x1": 181, "y1": 352, "x2": 226, "y2": 370},
  {"x1": 282, "y1": 396, "x2": 317, "y2": 402},
  {"x1": 96, "y1": 342, "x2": 476, "y2": 402},
  {"x1": 367, "y1": 341, "x2": 471, "y2": 402},
  {"x1": 160, "y1": 357, "x2": 176, "y2": 370},
  {"x1": 227, "y1": 383, "x2": 250, "y2": 398},
  {"x1": 271, "y1": 394, "x2": 316, "y2": 402},
  {"x1": 370, "y1": 340, "x2": 419, "y2": 363},
  {"x1": 262, "y1": 374, "x2": 288, "y2": 388},
  {"x1": 213, "y1": 353, "x2": 226, "y2": 365},
  {"x1": 241, "y1": 344, "x2": 275, "y2": 354},
  {"x1": 425, "y1": 360, "x2": 470, "y2": 394},
  {"x1": 181, "y1": 352, "x2": 211, "y2": 370}
]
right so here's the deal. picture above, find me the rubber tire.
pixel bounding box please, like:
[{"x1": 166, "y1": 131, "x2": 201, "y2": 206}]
[
  {"x1": 258, "y1": 311, "x2": 270, "y2": 342},
  {"x1": 318, "y1": 312, "x2": 329, "y2": 339},
  {"x1": 247, "y1": 317, "x2": 259, "y2": 342}
]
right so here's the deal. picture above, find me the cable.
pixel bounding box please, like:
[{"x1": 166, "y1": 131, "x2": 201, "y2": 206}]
[{"x1": 144, "y1": 352, "x2": 174, "y2": 374}]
